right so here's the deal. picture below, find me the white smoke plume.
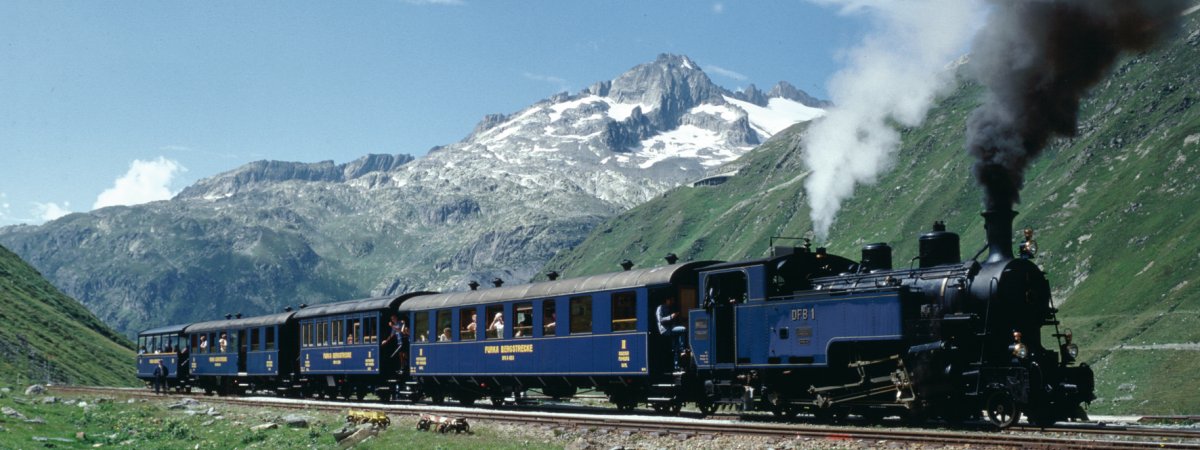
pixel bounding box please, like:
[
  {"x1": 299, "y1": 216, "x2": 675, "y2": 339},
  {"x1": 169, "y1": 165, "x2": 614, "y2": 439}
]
[{"x1": 802, "y1": 0, "x2": 983, "y2": 239}]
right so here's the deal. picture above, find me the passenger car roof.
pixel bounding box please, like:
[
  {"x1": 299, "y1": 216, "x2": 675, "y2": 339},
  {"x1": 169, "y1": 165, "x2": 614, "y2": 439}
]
[
  {"x1": 292, "y1": 292, "x2": 433, "y2": 319},
  {"x1": 138, "y1": 323, "x2": 190, "y2": 336},
  {"x1": 186, "y1": 311, "x2": 296, "y2": 334},
  {"x1": 397, "y1": 261, "x2": 718, "y2": 312}
]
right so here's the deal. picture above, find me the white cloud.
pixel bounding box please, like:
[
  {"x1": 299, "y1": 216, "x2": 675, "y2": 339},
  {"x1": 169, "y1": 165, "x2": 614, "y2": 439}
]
[
  {"x1": 703, "y1": 64, "x2": 747, "y2": 81},
  {"x1": 0, "y1": 193, "x2": 10, "y2": 221},
  {"x1": 32, "y1": 201, "x2": 72, "y2": 222},
  {"x1": 522, "y1": 72, "x2": 570, "y2": 92},
  {"x1": 712, "y1": 3, "x2": 725, "y2": 14},
  {"x1": 401, "y1": 0, "x2": 464, "y2": 5},
  {"x1": 93, "y1": 157, "x2": 187, "y2": 209}
]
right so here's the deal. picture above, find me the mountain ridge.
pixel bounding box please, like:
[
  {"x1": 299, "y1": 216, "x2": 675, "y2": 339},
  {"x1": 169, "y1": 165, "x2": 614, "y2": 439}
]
[{"x1": 0, "y1": 53, "x2": 828, "y2": 338}]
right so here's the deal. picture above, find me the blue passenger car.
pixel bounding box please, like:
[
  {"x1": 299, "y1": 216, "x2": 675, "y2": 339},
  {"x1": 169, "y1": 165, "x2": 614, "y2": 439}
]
[
  {"x1": 185, "y1": 312, "x2": 297, "y2": 395},
  {"x1": 136, "y1": 324, "x2": 191, "y2": 392},
  {"x1": 292, "y1": 293, "x2": 429, "y2": 401},
  {"x1": 397, "y1": 261, "x2": 715, "y2": 409}
]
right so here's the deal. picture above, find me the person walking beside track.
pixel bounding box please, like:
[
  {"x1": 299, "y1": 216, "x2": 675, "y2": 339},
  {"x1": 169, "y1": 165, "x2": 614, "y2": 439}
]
[{"x1": 153, "y1": 360, "x2": 169, "y2": 395}]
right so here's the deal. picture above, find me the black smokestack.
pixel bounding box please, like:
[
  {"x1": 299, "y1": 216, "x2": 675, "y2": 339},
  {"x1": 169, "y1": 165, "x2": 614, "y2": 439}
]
[
  {"x1": 982, "y1": 209, "x2": 1017, "y2": 263},
  {"x1": 966, "y1": 0, "x2": 1188, "y2": 211}
]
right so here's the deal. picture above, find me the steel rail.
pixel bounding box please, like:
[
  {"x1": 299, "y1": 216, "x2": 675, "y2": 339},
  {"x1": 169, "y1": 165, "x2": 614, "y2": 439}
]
[{"x1": 49, "y1": 386, "x2": 1200, "y2": 449}]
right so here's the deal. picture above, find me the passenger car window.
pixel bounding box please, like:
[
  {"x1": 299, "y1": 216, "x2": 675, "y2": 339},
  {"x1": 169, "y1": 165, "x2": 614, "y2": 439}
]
[
  {"x1": 266, "y1": 327, "x2": 276, "y2": 351},
  {"x1": 485, "y1": 305, "x2": 505, "y2": 339},
  {"x1": 436, "y1": 310, "x2": 452, "y2": 342},
  {"x1": 514, "y1": 303, "x2": 533, "y2": 338},
  {"x1": 569, "y1": 296, "x2": 592, "y2": 335},
  {"x1": 332, "y1": 319, "x2": 343, "y2": 346},
  {"x1": 364, "y1": 317, "x2": 377, "y2": 343},
  {"x1": 413, "y1": 313, "x2": 429, "y2": 343},
  {"x1": 460, "y1": 308, "x2": 477, "y2": 340},
  {"x1": 250, "y1": 328, "x2": 260, "y2": 351},
  {"x1": 542, "y1": 300, "x2": 557, "y2": 336},
  {"x1": 347, "y1": 318, "x2": 361, "y2": 344},
  {"x1": 611, "y1": 291, "x2": 637, "y2": 332}
]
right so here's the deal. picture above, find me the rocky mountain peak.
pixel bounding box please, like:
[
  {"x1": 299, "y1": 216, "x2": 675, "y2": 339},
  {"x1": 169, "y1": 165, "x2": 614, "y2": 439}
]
[
  {"x1": 606, "y1": 53, "x2": 724, "y2": 109},
  {"x1": 731, "y1": 83, "x2": 770, "y2": 107},
  {"x1": 768, "y1": 81, "x2": 831, "y2": 108}
]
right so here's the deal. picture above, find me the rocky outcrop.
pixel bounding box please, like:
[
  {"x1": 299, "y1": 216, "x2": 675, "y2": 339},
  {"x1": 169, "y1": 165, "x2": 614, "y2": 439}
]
[
  {"x1": 768, "y1": 81, "x2": 832, "y2": 108},
  {"x1": 471, "y1": 113, "x2": 512, "y2": 135},
  {"x1": 177, "y1": 154, "x2": 414, "y2": 200},
  {"x1": 731, "y1": 84, "x2": 770, "y2": 107}
]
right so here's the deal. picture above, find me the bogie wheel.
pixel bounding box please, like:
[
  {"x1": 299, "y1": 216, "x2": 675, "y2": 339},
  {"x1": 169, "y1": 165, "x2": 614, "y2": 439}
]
[
  {"x1": 615, "y1": 399, "x2": 637, "y2": 412},
  {"x1": 458, "y1": 396, "x2": 476, "y2": 407},
  {"x1": 770, "y1": 404, "x2": 794, "y2": 419},
  {"x1": 698, "y1": 401, "x2": 718, "y2": 417},
  {"x1": 667, "y1": 402, "x2": 682, "y2": 415},
  {"x1": 986, "y1": 392, "x2": 1021, "y2": 429},
  {"x1": 860, "y1": 410, "x2": 886, "y2": 422},
  {"x1": 814, "y1": 408, "x2": 838, "y2": 423},
  {"x1": 377, "y1": 391, "x2": 391, "y2": 403},
  {"x1": 431, "y1": 393, "x2": 445, "y2": 405}
]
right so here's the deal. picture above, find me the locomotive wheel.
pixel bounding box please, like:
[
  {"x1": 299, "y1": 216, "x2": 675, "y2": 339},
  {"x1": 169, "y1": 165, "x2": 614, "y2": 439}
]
[
  {"x1": 1024, "y1": 408, "x2": 1058, "y2": 428},
  {"x1": 986, "y1": 392, "x2": 1021, "y2": 429},
  {"x1": 859, "y1": 410, "x2": 886, "y2": 422},
  {"x1": 814, "y1": 408, "x2": 847, "y2": 423}
]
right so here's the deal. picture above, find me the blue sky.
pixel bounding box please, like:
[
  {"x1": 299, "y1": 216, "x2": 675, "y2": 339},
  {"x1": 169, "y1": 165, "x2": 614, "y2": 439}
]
[{"x1": 0, "y1": 1, "x2": 877, "y2": 225}]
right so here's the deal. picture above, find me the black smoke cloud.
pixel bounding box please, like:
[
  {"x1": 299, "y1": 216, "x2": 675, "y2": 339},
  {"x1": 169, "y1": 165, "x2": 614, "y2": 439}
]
[{"x1": 966, "y1": 0, "x2": 1189, "y2": 210}]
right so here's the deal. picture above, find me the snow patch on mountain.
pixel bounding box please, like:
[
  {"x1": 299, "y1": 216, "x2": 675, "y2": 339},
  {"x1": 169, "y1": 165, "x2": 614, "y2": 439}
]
[
  {"x1": 724, "y1": 96, "x2": 826, "y2": 136},
  {"x1": 546, "y1": 96, "x2": 656, "y2": 123}
]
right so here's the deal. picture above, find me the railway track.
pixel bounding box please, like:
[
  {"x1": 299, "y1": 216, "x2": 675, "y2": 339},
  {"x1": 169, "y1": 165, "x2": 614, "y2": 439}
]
[{"x1": 50, "y1": 386, "x2": 1200, "y2": 449}]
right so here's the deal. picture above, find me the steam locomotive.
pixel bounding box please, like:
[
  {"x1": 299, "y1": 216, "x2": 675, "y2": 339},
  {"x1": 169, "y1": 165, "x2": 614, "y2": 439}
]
[{"x1": 136, "y1": 208, "x2": 1093, "y2": 428}]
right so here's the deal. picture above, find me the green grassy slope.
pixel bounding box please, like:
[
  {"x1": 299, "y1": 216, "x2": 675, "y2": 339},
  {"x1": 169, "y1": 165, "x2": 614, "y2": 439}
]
[
  {"x1": 0, "y1": 244, "x2": 136, "y2": 386},
  {"x1": 547, "y1": 14, "x2": 1200, "y2": 414}
]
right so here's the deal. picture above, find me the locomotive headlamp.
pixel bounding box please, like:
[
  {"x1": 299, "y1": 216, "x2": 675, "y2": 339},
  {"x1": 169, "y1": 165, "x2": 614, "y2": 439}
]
[
  {"x1": 1013, "y1": 343, "x2": 1028, "y2": 359},
  {"x1": 1066, "y1": 343, "x2": 1079, "y2": 359}
]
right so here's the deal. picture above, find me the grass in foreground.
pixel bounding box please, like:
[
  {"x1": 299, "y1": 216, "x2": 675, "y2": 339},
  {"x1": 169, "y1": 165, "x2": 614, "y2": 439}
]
[{"x1": 0, "y1": 386, "x2": 562, "y2": 450}]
